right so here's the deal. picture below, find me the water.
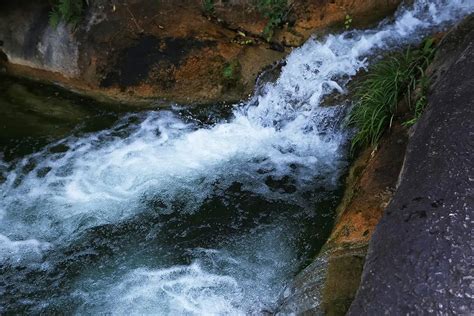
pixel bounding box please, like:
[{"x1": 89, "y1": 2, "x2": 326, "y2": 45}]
[{"x1": 1, "y1": 0, "x2": 473, "y2": 314}]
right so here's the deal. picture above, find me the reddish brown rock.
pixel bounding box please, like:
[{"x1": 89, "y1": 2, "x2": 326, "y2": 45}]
[{"x1": 0, "y1": 0, "x2": 401, "y2": 105}]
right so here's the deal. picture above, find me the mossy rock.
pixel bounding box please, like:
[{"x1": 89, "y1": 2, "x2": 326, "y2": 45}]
[{"x1": 321, "y1": 247, "x2": 367, "y2": 316}]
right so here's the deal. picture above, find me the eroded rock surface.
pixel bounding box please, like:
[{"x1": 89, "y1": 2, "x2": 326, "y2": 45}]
[
  {"x1": 0, "y1": 0, "x2": 400, "y2": 105},
  {"x1": 349, "y1": 15, "x2": 474, "y2": 315}
]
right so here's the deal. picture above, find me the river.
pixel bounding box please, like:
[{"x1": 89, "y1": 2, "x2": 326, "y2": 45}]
[{"x1": 1, "y1": 0, "x2": 472, "y2": 314}]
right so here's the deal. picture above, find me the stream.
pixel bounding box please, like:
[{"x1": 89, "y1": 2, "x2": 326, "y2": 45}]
[{"x1": 1, "y1": 1, "x2": 472, "y2": 314}]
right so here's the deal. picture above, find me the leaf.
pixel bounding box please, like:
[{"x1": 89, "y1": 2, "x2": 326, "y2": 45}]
[{"x1": 49, "y1": 9, "x2": 61, "y2": 28}]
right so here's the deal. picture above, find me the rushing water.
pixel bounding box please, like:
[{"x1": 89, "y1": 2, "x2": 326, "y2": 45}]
[{"x1": 1, "y1": 0, "x2": 473, "y2": 314}]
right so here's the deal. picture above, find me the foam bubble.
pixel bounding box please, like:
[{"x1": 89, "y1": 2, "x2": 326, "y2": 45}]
[
  {"x1": 73, "y1": 225, "x2": 296, "y2": 315},
  {"x1": 0, "y1": 234, "x2": 51, "y2": 265}
]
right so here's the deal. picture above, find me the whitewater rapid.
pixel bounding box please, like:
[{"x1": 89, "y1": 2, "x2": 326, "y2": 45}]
[{"x1": 1, "y1": 0, "x2": 473, "y2": 314}]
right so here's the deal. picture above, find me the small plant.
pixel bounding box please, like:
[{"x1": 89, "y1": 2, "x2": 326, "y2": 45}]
[
  {"x1": 232, "y1": 32, "x2": 255, "y2": 46},
  {"x1": 232, "y1": 38, "x2": 255, "y2": 46},
  {"x1": 222, "y1": 60, "x2": 240, "y2": 80},
  {"x1": 256, "y1": 0, "x2": 290, "y2": 41},
  {"x1": 348, "y1": 38, "x2": 436, "y2": 151},
  {"x1": 202, "y1": 0, "x2": 215, "y2": 15},
  {"x1": 402, "y1": 70, "x2": 430, "y2": 127},
  {"x1": 403, "y1": 95, "x2": 427, "y2": 127},
  {"x1": 344, "y1": 14, "x2": 353, "y2": 30},
  {"x1": 49, "y1": 0, "x2": 86, "y2": 29},
  {"x1": 402, "y1": 39, "x2": 436, "y2": 126}
]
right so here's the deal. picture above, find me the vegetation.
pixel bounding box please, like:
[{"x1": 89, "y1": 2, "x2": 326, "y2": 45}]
[
  {"x1": 402, "y1": 73, "x2": 429, "y2": 127},
  {"x1": 233, "y1": 38, "x2": 254, "y2": 46},
  {"x1": 348, "y1": 38, "x2": 436, "y2": 151},
  {"x1": 202, "y1": 0, "x2": 215, "y2": 15},
  {"x1": 222, "y1": 60, "x2": 241, "y2": 81},
  {"x1": 256, "y1": 0, "x2": 290, "y2": 41},
  {"x1": 49, "y1": 0, "x2": 86, "y2": 29},
  {"x1": 344, "y1": 14, "x2": 353, "y2": 30},
  {"x1": 200, "y1": 0, "x2": 290, "y2": 41}
]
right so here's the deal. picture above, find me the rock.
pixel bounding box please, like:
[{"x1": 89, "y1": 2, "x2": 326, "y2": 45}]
[
  {"x1": 276, "y1": 254, "x2": 329, "y2": 315},
  {"x1": 0, "y1": 0, "x2": 401, "y2": 105},
  {"x1": 348, "y1": 14, "x2": 474, "y2": 315},
  {"x1": 0, "y1": 1, "x2": 79, "y2": 77},
  {"x1": 276, "y1": 123, "x2": 409, "y2": 315},
  {"x1": 0, "y1": 49, "x2": 7, "y2": 73}
]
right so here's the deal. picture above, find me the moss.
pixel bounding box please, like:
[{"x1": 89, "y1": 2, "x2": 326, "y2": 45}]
[
  {"x1": 221, "y1": 59, "x2": 242, "y2": 89},
  {"x1": 322, "y1": 247, "x2": 367, "y2": 316}
]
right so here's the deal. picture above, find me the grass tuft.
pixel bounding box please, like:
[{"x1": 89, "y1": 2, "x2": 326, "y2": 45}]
[{"x1": 348, "y1": 38, "x2": 436, "y2": 151}]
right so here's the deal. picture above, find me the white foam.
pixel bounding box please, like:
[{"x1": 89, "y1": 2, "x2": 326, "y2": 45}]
[
  {"x1": 76, "y1": 264, "x2": 243, "y2": 315},
  {"x1": 0, "y1": 234, "x2": 51, "y2": 265},
  {"x1": 73, "y1": 225, "x2": 295, "y2": 315},
  {"x1": 0, "y1": 104, "x2": 344, "y2": 244}
]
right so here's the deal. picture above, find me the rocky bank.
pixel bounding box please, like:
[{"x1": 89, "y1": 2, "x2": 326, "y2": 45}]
[
  {"x1": 0, "y1": 0, "x2": 400, "y2": 105},
  {"x1": 349, "y1": 14, "x2": 474, "y2": 315}
]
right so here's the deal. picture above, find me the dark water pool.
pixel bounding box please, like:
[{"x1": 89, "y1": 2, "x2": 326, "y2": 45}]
[{"x1": 0, "y1": 75, "x2": 345, "y2": 314}]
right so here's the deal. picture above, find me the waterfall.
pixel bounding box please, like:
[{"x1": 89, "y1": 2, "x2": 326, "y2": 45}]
[{"x1": 1, "y1": 0, "x2": 472, "y2": 314}]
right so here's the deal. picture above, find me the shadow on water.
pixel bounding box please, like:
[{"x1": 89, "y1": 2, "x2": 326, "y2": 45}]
[
  {"x1": 0, "y1": 74, "x2": 136, "y2": 161},
  {"x1": 2, "y1": 183, "x2": 341, "y2": 313}
]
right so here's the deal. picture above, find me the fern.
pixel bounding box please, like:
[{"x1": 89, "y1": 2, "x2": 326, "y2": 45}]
[
  {"x1": 49, "y1": 0, "x2": 85, "y2": 29},
  {"x1": 49, "y1": 9, "x2": 61, "y2": 28}
]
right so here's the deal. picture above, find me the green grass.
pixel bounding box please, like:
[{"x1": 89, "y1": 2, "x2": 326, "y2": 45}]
[
  {"x1": 49, "y1": 0, "x2": 86, "y2": 29},
  {"x1": 402, "y1": 69, "x2": 430, "y2": 127},
  {"x1": 348, "y1": 38, "x2": 436, "y2": 151}
]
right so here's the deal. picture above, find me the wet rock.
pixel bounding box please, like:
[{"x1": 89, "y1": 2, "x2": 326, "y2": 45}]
[
  {"x1": 276, "y1": 123, "x2": 409, "y2": 315},
  {"x1": 100, "y1": 36, "x2": 213, "y2": 88},
  {"x1": 276, "y1": 254, "x2": 329, "y2": 315},
  {"x1": 0, "y1": 1, "x2": 79, "y2": 77},
  {"x1": 349, "y1": 15, "x2": 474, "y2": 315},
  {"x1": 0, "y1": 49, "x2": 7, "y2": 73}
]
